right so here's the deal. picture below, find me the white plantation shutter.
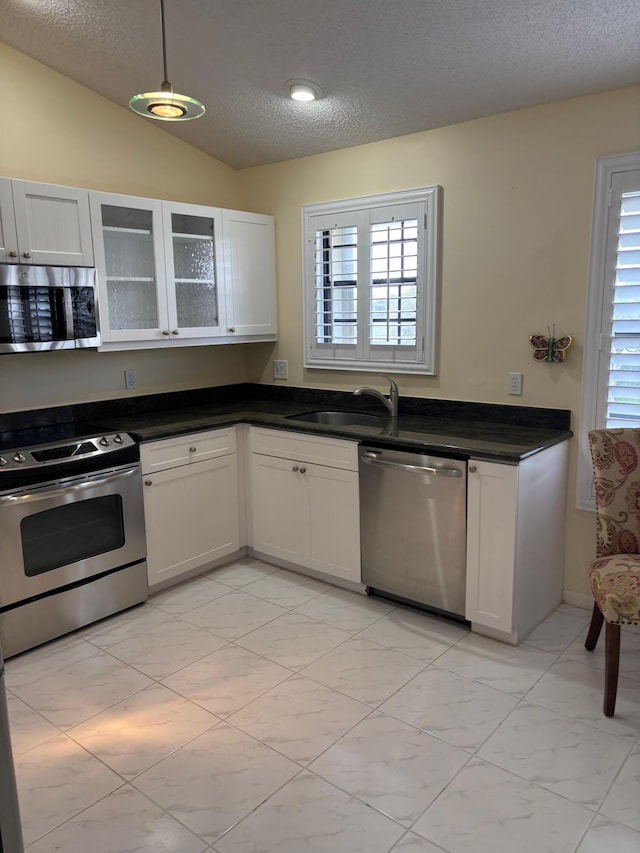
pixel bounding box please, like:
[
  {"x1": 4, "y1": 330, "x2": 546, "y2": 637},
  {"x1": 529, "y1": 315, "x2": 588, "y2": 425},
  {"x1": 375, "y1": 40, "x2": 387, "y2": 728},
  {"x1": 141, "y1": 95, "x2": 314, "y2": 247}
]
[
  {"x1": 606, "y1": 182, "x2": 640, "y2": 426},
  {"x1": 303, "y1": 187, "x2": 440, "y2": 374},
  {"x1": 313, "y1": 217, "x2": 358, "y2": 348},
  {"x1": 578, "y1": 154, "x2": 640, "y2": 509},
  {"x1": 369, "y1": 218, "x2": 417, "y2": 346}
]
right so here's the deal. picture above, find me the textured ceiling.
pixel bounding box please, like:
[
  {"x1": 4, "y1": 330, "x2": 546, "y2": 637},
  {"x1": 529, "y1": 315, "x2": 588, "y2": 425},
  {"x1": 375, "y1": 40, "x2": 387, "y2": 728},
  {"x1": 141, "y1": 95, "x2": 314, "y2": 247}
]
[{"x1": 1, "y1": 0, "x2": 639, "y2": 169}]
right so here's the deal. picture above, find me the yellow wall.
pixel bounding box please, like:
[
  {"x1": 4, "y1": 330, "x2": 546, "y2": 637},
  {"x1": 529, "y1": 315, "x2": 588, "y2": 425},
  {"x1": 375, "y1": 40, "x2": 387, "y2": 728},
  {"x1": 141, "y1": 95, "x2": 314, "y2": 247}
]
[
  {"x1": 3, "y1": 40, "x2": 640, "y2": 598},
  {"x1": 236, "y1": 86, "x2": 640, "y2": 599},
  {"x1": 0, "y1": 42, "x2": 248, "y2": 408}
]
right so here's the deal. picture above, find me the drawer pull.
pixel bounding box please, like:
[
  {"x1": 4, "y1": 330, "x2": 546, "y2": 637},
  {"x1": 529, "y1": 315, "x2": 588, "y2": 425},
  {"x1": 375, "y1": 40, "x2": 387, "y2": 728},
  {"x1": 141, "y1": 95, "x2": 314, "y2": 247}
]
[
  {"x1": 469, "y1": 465, "x2": 477, "y2": 473},
  {"x1": 145, "y1": 479, "x2": 153, "y2": 486},
  {"x1": 189, "y1": 446, "x2": 197, "y2": 453},
  {"x1": 299, "y1": 466, "x2": 307, "y2": 474},
  {"x1": 292, "y1": 465, "x2": 299, "y2": 472}
]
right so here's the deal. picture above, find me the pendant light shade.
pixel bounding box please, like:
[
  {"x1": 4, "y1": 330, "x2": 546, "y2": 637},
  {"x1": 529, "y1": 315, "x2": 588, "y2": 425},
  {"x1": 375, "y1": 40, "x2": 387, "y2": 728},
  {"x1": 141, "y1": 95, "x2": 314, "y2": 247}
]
[{"x1": 130, "y1": 0, "x2": 205, "y2": 122}]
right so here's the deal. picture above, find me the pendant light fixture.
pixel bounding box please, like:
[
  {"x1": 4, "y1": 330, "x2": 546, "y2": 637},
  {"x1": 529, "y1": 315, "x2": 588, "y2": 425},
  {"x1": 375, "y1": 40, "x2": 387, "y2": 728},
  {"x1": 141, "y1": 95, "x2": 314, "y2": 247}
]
[{"x1": 129, "y1": 0, "x2": 205, "y2": 121}]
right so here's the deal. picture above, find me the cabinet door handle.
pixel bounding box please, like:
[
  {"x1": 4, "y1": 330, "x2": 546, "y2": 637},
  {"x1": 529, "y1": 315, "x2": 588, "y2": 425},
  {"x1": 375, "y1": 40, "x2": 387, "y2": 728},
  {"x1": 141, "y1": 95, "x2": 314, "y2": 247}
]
[
  {"x1": 228, "y1": 327, "x2": 235, "y2": 333},
  {"x1": 468, "y1": 465, "x2": 477, "y2": 473},
  {"x1": 299, "y1": 467, "x2": 307, "y2": 474},
  {"x1": 9, "y1": 250, "x2": 17, "y2": 258},
  {"x1": 162, "y1": 330, "x2": 170, "y2": 336},
  {"x1": 292, "y1": 465, "x2": 299, "y2": 472},
  {"x1": 145, "y1": 479, "x2": 153, "y2": 486},
  {"x1": 171, "y1": 329, "x2": 179, "y2": 335},
  {"x1": 189, "y1": 446, "x2": 197, "y2": 453},
  {"x1": 23, "y1": 250, "x2": 31, "y2": 258}
]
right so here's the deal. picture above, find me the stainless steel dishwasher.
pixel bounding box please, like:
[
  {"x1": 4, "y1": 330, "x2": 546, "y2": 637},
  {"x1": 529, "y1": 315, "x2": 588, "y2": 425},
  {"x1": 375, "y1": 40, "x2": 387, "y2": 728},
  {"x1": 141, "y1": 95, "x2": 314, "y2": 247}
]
[{"x1": 359, "y1": 446, "x2": 467, "y2": 619}]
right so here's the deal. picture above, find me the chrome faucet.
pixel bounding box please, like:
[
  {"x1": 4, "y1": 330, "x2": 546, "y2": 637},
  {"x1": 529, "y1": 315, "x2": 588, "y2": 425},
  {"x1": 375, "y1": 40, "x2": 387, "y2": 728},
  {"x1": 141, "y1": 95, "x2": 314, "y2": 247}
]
[{"x1": 353, "y1": 374, "x2": 399, "y2": 418}]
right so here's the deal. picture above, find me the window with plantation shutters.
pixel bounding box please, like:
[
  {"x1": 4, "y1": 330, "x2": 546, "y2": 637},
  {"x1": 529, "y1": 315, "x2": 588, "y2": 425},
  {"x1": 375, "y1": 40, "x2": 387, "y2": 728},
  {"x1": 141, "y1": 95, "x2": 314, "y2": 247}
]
[
  {"x1": 302, "y1": 187, "x2": 440, "y2": 374},
  {"x1": 578, "y1": 153, "x2": 640, "y2": 509}
]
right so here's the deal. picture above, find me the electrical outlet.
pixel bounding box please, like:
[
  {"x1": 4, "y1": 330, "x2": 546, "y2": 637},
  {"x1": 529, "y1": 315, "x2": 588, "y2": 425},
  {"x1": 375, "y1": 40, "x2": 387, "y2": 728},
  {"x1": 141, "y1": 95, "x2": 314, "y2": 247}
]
[
  {"x1": 273, "y1": 359, "x2": 288, "y2": 380},
  {"x1": 124, "y1": 369, "x2": 136, "y2": 390},
  {"x1": 508, "y1": 372, "x2": 522, "y2": 395}
]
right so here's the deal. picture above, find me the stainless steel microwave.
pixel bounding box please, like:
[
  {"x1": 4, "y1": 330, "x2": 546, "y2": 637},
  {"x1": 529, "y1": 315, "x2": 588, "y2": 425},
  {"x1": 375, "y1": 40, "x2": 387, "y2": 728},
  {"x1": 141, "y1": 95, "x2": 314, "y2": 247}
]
[{"x1": 0, "y1": 264, "x2": 100, "y2": 353}]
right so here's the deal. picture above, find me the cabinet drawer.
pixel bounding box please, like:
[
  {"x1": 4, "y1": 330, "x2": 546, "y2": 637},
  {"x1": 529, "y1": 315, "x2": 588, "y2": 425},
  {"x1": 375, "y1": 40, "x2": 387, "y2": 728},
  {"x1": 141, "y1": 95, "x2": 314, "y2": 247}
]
[
  {"x1": 141, "y1": 427, "x2": 236, "y2": 473},
  {"x1": 248, "y1": 426, "x2": 358, "y2": 471}
]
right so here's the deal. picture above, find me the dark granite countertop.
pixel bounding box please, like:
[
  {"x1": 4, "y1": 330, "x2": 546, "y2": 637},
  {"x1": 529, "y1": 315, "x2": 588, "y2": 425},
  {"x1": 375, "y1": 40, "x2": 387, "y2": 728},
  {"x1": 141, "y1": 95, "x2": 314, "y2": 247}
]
[
  {"x1": 0, "y1": 383, "x2": 572, "y2": 463},
  {"x1": 88, "y1": 387, "x2": 572, "y2": 464}
]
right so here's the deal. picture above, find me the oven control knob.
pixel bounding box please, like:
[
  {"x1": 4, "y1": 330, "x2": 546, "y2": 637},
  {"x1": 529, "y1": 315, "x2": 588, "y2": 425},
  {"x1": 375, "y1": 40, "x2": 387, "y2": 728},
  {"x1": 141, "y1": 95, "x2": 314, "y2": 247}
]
[
  {"x1": 113, "y1": 434, "x2": 124, "y2": 444},
  {"x1": 99, "y1": 437, "x2": 111, "y2": 447},
  {"x1": 12, "y1": 452, "x2": 26, "y2": 463},
  {"x1": 0, "y1": 456, "x2": 7, "y2": 466}
]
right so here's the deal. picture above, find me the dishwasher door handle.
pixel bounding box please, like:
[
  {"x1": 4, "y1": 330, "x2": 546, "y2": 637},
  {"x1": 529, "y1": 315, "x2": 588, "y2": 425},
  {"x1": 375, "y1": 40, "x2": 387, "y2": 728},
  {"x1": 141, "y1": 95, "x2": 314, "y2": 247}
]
[{"x1": 360, "y1": 452, "x2": 463, "y2": 476}]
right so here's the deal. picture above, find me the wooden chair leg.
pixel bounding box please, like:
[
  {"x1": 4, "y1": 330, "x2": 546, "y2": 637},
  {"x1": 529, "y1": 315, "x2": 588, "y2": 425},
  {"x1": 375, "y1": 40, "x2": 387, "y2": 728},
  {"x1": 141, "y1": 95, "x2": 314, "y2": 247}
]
[
  {"x1": 604, "y1": 622, "x2": 621, "y2": 717},
  {"x1": 585, "y1": 601, "x2": 604, "y2": 651}
]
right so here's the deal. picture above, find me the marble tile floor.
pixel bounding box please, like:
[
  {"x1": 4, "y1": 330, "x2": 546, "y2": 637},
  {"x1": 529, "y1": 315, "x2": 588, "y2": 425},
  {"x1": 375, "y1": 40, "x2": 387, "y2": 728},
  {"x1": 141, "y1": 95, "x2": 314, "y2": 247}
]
[{"x1": 6, "y1": 557, "x2": 640, "y2": 852}]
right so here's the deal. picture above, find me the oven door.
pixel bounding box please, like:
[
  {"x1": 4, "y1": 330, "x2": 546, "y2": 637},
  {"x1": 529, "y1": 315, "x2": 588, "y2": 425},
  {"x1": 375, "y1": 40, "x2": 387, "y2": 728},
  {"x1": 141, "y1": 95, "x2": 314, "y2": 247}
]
[{"x1": 0, "y1": 464, "x2": 146, "y2": 609}]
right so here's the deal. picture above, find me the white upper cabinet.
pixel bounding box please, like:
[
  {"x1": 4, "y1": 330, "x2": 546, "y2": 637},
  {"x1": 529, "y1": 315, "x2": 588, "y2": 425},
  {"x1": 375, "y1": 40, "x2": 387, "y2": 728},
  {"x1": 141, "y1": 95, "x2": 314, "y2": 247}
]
[
  {"x1": 0, "y1": 178, "x2": 93, "y2": 266},
  {"x1": 222, "y1": 209, "x2": 277, "y2": 337},
  {"x1": 91, "y1": 192, "x2": 277, "y2": 349},
  {"x1": 91, "y1": 192, "x2": 227, "y2": 345}
]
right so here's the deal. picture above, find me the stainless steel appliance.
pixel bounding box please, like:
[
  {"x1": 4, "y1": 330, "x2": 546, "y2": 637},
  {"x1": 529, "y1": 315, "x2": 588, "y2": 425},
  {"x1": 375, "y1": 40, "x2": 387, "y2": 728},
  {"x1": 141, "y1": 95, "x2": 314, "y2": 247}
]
[
  {"x1": 0, "y1": 425, "x2": 147, "y2": 658},
  {"x1": 0, "y1": 640, "x2": 24, "y2": 852},
  {"x1": 359, "y1": 445, "x2": 467, "y2": 619},
  {"x1": 0, "y1": 265, "x2": 99, "y2": 353}
]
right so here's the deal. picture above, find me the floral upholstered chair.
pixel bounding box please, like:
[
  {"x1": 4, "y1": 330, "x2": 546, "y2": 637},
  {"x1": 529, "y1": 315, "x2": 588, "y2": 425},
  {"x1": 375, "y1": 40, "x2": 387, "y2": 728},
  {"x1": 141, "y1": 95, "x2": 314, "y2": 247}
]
[{"x1": 586, "y1": 429, "x2": 640, "y2": 716}]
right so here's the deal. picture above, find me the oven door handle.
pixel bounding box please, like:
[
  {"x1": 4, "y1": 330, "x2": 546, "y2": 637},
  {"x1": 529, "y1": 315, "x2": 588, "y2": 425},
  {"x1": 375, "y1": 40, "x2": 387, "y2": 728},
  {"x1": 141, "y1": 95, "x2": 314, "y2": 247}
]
[{"x1": 0, "y1": 466, "x2": 140, "y2": 503}]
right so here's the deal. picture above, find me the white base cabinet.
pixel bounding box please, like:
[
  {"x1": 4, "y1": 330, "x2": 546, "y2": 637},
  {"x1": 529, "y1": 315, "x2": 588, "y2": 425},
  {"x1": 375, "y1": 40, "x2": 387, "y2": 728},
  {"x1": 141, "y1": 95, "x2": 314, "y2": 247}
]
[
  {"x1": 248, "y1": 427, "x2": 361, "y2": 584},
  {"x1": 140, "y1": 429, "x2": 240, "y2": 589},
  {"x1": 465, "y1": 441, "x2": 569, "y2": 644},
  {"x1": 138, "y1": 422, "x2": 569, "y2": 645}
]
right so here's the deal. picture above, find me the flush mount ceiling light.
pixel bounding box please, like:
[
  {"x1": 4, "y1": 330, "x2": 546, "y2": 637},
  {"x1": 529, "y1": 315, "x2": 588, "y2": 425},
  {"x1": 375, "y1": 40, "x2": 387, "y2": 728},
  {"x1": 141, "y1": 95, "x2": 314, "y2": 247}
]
[
  {"x1": 285, "y1": 79, "x2": 323, "y2": 102},
  {"x1": 129, "y1": 0, "x2": 205, "y2": 121}
]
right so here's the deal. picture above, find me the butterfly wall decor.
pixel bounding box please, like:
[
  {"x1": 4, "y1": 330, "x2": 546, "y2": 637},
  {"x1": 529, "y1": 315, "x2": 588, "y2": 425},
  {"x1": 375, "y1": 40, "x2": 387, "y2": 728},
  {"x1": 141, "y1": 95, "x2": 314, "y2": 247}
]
[{"x1": 529, "y1": 326, "x2": 573, "y2": 363}]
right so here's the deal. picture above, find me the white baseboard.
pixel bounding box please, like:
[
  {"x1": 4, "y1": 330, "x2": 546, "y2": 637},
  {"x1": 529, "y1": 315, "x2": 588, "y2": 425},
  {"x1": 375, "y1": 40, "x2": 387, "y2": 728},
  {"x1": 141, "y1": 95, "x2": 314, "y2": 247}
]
[{"x1": 562, "y1": 590, "x2": 592, "y2": 611}]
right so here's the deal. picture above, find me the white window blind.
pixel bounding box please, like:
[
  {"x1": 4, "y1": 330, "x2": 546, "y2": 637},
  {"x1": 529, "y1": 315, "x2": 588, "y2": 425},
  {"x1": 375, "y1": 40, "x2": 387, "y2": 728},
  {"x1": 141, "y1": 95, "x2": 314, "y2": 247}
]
[
  {"x1": 303, "y1": 186, "x2": 440, "y2": 374},
  {"x1": 606, "y1": 184, "x2": 640, "y2": 426},
  {"x1": 578, "y1": 153, "x2": 640, "y2": 509}
]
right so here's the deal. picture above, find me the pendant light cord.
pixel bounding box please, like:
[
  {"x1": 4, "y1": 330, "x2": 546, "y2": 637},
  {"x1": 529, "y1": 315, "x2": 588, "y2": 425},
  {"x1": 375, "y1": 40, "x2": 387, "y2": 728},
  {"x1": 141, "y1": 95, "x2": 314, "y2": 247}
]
[{"x1": 160, "y1": 0, "x2": 169, "y2": 85}]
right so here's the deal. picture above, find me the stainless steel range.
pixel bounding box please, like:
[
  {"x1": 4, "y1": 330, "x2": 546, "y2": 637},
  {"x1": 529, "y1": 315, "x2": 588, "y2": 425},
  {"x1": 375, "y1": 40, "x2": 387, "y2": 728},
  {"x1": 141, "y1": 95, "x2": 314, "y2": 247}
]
[{"x1": 0, "y1": 424, "x2": 147, "y2": 658}]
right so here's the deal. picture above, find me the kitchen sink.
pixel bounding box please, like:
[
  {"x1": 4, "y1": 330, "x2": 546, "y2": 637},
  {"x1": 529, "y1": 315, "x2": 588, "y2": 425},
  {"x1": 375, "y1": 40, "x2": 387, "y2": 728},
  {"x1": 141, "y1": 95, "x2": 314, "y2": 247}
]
[{"x1": 285, "y1": 410, "x2": 384, "y2": 426}]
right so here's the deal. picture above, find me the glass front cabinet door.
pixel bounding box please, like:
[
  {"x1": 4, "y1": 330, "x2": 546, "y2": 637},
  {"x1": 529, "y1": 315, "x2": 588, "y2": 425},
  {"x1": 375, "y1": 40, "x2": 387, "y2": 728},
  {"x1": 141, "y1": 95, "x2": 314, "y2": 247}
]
[
  {"x1": 91, "y1": 193, "x2": 225, "y2": 346},
  {"x1": 90, "y1": 193, "x2": 168, "y2": 344},
  {"x1": 162, "y1": 202, "x2": 224, "y2": 341}
]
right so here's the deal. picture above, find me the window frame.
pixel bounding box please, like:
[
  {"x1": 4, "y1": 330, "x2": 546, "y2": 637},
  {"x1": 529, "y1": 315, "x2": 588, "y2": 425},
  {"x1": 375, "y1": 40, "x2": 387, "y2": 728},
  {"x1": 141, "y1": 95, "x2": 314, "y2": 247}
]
[
  {"x1": 301, "y1": 186, "x2": 441, "y2": 374},
  {"x1": 578, "y1": 151, "x2": 640, "y2": 510}
]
